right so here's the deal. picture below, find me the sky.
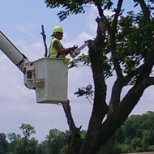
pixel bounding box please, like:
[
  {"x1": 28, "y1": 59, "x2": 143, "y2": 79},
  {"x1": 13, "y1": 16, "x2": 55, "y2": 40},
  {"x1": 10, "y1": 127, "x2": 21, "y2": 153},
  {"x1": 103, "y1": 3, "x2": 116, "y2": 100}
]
[{"x1": 0, "y1": 0, "x2": 154, "y2": 142}]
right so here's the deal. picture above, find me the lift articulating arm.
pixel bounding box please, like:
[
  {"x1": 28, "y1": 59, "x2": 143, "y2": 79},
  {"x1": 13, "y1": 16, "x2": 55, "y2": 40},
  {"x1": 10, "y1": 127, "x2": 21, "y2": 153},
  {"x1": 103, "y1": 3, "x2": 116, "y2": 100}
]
[
  {"x1": 0, "y1": 31, "x2": 31, "y2": 73},
  {"x1": 0, "y1": 31, "x2": 35, "y2": 89}
]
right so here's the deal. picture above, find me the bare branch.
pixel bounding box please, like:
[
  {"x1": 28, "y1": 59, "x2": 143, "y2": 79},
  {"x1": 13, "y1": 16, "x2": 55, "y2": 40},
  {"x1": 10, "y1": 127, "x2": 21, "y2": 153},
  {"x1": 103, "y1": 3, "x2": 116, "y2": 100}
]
[
  {"x1": 41, "y1": 25, "x2": 48, "y2": 57},
  {"x1": 62, "y1": 100, "x2": 77, "y2": 133}
]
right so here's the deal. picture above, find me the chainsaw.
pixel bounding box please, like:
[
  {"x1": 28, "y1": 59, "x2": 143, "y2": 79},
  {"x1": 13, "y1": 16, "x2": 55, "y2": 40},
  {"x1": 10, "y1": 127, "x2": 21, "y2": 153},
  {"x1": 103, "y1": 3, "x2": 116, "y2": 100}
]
[{"x1": 71, "y1": 40, "x2": 90, "y2": 58}]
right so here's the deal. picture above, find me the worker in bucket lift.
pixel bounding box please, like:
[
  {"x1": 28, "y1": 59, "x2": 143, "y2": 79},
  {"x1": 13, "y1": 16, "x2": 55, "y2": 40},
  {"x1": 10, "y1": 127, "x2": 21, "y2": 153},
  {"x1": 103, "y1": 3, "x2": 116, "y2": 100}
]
[{"x1": 49, "y1": 26, "x2": 76, "y2": 58}]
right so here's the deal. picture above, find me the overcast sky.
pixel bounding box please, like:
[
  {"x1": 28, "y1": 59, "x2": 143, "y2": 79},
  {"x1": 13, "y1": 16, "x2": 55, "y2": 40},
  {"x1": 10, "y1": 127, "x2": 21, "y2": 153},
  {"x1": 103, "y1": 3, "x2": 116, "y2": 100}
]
[{"x1": 0, "y1": 0, "x2": 154, "y2": 142}]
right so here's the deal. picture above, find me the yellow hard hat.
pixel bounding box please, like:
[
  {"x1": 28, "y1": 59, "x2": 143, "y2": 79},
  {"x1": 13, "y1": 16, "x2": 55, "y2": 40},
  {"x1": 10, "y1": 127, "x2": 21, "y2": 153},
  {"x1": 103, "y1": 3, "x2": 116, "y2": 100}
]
[{"x1": 53, "y1": 26, "x2": 63, "y2": 33}]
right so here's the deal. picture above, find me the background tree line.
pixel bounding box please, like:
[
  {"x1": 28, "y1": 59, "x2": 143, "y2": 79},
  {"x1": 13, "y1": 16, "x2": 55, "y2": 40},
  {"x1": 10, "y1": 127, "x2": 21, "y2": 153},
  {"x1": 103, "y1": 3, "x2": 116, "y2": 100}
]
[
  {"x1": 0, "y1": 111, "x2": 154, "y2": 154},
  {"x1": 114, "y1": 111, "x2": 154, "y2": 153}
]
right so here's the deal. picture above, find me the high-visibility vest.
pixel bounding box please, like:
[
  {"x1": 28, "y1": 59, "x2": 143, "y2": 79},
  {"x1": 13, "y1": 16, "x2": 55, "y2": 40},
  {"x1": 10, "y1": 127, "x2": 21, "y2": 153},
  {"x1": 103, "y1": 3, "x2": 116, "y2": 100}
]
[{"x1": 49, "y1": 37, "x2": 65, "y2": 58}]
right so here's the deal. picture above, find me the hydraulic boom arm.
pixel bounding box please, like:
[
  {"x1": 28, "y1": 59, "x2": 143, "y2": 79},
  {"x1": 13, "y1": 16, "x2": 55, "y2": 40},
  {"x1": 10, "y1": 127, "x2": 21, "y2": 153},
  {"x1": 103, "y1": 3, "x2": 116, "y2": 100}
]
[{"x1": 0, "y1": 31, "x2": 29, "y2": 73}]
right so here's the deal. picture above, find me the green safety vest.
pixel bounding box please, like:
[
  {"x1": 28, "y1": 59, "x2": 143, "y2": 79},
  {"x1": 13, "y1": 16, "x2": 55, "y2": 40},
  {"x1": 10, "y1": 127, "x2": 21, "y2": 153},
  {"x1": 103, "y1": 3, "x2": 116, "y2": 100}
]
[{"x1": 49, "y1": 38, "x2": 65, "y2": 58}]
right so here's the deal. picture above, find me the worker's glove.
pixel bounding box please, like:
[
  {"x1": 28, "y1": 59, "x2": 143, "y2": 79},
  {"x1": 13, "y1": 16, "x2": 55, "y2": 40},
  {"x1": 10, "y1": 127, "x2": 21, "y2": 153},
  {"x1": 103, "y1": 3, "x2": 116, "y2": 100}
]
[{"x1": 69, "y1": 45, "x2": 78, "y2": 51}]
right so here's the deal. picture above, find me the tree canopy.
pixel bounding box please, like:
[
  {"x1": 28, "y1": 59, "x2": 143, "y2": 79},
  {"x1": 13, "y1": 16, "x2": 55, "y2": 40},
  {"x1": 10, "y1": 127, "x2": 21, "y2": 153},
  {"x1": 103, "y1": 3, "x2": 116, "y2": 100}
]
[{"x1": 44, "y1": 0, "x2": 154, "y2": 154}]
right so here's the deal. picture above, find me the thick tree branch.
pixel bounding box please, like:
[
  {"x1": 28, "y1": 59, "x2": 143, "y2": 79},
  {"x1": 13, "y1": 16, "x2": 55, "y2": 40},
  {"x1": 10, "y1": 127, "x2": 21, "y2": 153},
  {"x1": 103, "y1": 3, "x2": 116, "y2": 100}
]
[
  {"x1": 112, "y1": 0, "x2": 123, "y2": 33},
  {"x1": 96, "y1": 17, "x2": 106, "y2": 39},
  {"x1": 109, "y1": 0, "x2": 123, "y2": 79},
  {"x1": 92, "y1": 2, "x2": 125, "y2": 153},
  {"x1": 138, "y1": 0, "x2": 151, "y2": 21},
  {"x1": 108, "y1": 0, "x2": 124, "y2": 111},
  {"x1": 104, "y1": 78, "x2": 124, "y2": 154},
  {"x1": 95, "y1": 0, "x2": 124, "y2": 82},
  {"x1": 96, "y1": 76, "x2": 153, "y2": 151},
  {"x1": 146, "y1": 77, "x2": 154, "y2": 85},
  {"x1": 109, "y1": 78, "x2": 124, "y2": 111},
  {"x1": 136, "y1": 45, "x2": 154, "y2": 84},
  {"x1": 79, "y1": 19, "x2": 108, "y2": 154},
  {"x1": 107, "y1": 0, "x2": 125, "y2": 146},
  {"x1": 95, "y1": 0, "x2": 103, "y2": 17}
]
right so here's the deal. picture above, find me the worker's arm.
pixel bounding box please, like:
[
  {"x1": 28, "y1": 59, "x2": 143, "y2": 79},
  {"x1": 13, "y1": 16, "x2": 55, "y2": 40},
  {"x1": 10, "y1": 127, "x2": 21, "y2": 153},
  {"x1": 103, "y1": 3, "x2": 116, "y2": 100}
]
[{"x1": 53, "y1": 40, "x2": 72, "y2": 55}]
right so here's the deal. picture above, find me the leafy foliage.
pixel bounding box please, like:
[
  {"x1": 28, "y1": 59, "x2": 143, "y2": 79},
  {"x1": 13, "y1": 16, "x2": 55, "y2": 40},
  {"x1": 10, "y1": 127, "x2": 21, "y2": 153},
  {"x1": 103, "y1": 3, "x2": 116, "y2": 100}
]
[
  {"x1": 116, "y1": 13, "x2": 154, "y2": 84},
  {"x1": 0, "y1": 133, "x2": 8, "y2": 154},
  {"x1": 45, "y1": 0, "x2": 114, "y2": 21},
  {"x1": 70, "y1": 12, "x2": 154, "y2": 85},
  {"x1": 68, "y1": 54, "x2": 91, "y2": 69},
  {"x1": 115, "y1": 111, "x2": 154, "y2": 153},
  {"x1": 45, "y1": 129, "x2": 67, "y2": 154}
]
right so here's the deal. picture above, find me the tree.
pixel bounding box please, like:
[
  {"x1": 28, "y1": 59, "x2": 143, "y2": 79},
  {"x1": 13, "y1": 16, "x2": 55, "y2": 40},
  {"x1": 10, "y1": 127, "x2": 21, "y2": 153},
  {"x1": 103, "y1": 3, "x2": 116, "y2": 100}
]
[
  {"x1": 0, "y1": 133, "x2": 8, "y2": 154},
  {"x1": 19, "y1": 123, "x2": 36, "y2": 140},
  {"x1": 13, "y1": 137, "x2": 38, "y2": 154},
  {"x1": 7, "y1": 133, "x2": 21, "y2": 152},
  {"x1": 45, "y1": 0, "x2": 154, "y2": 154},
  {"x1": 45, "y1": 129, "x2": 67, "y2": 154},
  {"x1": 13, "y1": 123, "x2": 37, "y2": 154}
]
